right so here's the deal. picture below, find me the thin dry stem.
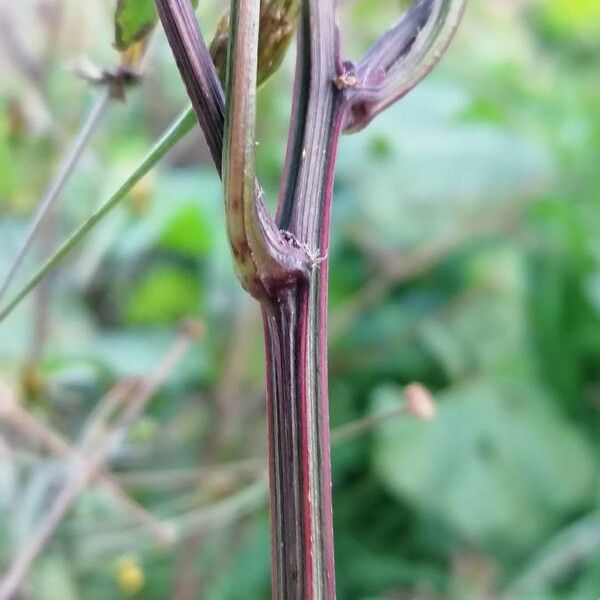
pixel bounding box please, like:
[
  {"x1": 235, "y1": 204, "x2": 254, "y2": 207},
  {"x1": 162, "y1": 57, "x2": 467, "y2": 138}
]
[
  {"x1": 79, "y1": 477, "x2": 268, "y2": 560},
  {"x1": 0, "y1": 382, "x2": 173, "y2": 544},
  {"x1": 0, "y1": 90, "x2": 111, "y2": 305},
  {"x1": 0, "y1": 43, "x2": 152, "y2": 307},
  {"x1": 0, "y1": 322, "x2": 201, "y2": 600},
  {"x1": 331, "y1": 403, "x2": 410, "y2": 445}
]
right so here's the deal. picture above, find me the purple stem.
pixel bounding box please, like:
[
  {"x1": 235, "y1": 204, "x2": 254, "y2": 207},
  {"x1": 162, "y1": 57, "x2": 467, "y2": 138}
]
[
  {"x1": 155, "y1": 0, "x2": 309, "y2": 302},
  {"x1": 344, "y1": 0, "x2": 467, "y2": 132},
  {"x1": 153, "y1": 1, "x2": 338, "y2": 596},
  {"x1": 264, "y1": 1, "x2": 344, "y2": 596},
  {"x1": 154, "y1": 0, "x2": 224, "y2": 171},
  {"x1": 154, "y1": 1, "x2": 466, "y2": 597}
]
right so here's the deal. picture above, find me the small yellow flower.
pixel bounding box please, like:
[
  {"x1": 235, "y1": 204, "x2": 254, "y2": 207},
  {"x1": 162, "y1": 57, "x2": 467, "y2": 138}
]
[{"x1": 116, "y1": 555, "x2": 144, "y2": 596}]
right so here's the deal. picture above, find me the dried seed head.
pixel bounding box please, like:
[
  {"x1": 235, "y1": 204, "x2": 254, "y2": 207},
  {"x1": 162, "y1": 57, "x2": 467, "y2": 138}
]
[
  {"x1": 209, "y1": 1, "x2": 299, "y2": 87},
  {"x1": 209, "y1": 13, "x2": 230, "y2": 83},
  {"x1": 405, "y1": 382, "x2": 436, "y2": 421},
  {"x1": 73, "y1": 58, "x2": 142, "y2": 101}
]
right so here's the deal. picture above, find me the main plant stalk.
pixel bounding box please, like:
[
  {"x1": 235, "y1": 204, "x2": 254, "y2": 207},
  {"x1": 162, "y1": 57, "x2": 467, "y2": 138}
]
[{"x1": 262, "y1": 272, "x2": 335, "y2": 598}]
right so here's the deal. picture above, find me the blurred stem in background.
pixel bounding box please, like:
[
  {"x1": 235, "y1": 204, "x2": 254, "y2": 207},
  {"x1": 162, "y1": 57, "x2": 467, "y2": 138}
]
[
  {"x1": 0, "y1": 89, "x2": 110, "y2": 307},
  {"x1": 0, "y1": 32, "x2": 154, "y2": 310},
  {"x1": 0, "y1": 320, "x2": 202, "y2": 600}
]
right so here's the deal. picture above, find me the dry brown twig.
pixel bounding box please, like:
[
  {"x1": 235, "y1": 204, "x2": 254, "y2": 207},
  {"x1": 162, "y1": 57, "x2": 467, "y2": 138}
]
[
  {"x1": 331, "y1": 382, "x2": 436, "y2": 444},
  {"x1": 0, "y1": 320, "x2": 203, "y2": 600},
  {"x1": 78, "y1": 379, "x2": 137, "y2": 448},
  {"x1": 0, "y1": 325, "x2": 432, "y2": 593},
  {"x1": 80, "y1": 383, "x2": 437, "y2": 562},
  {"x1": 114, "y1": 458, "x2": 266, "y2": 491},
  {"x1": 0, "y1": 380, "x2": 174, "y2": 544},
  {"x1": 79, "y1": 477, "x2": 269, "y2": 561},
  {"x1": 115, "y1": 383, "x2": 437, "y2": 491},
  {"x1": 173, "y1": 298, "x2": 260, "y2": 600}
]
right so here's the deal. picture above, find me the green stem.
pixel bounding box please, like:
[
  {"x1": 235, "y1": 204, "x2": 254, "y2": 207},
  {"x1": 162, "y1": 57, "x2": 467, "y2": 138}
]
[{"x1": 0, "y1": 105, "x2": 196, "y2": 323}]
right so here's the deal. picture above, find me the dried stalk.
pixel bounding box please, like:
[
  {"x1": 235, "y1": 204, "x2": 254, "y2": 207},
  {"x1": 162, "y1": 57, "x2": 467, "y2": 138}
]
[
  {"x1": 72, "y1": 389, "x2": 432, "y2": 560},
  {"x1": 0, "y1": 322, "x2": 200, "y2": 600},
  {"x1": 0, "y1": 42, "x2": 151, "y2": 306},
  {"x1": 0, "y1": 91, "x2": 111, "y2": 305},
  {"x1": 0, "y1": 382, "x2": 174, "y2": 544}
]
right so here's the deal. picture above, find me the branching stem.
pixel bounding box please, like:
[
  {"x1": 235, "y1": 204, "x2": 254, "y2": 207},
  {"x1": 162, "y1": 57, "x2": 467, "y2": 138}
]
[{"x1": 0, "y1": 3, "x2": 467, "y2": 599}]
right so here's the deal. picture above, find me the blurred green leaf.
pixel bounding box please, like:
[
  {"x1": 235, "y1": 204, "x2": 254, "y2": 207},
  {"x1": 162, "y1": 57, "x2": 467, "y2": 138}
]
[
  {"x1": 114, "y1": 0, "x2": 157, "y2": 51},
  {"x1": 159, "y1": 203, "x2": 213, "y2": 255},
  {"x1": 0, "y1": 115, "x2": 19, "y2": 200},
  {"x1": 92, "y1": 329, "x2": 176, "y2": 377},
  {"x1": 507, "y1": 512, "x2": 600, "y2": 598},
  {"x1": 115, "y1": 170, "x2": 219, "y2": 260},
  {"x1": 372, "y1": 379, "x2": 595, "y2": 551},
  {"x1": 419, "y1": 248, "x2": 527, "y2": 379},
  {"x1": 338, "y1": 83, "x2": 552, "y2": 251},
  {"x1": 126, "y1": 266, "x2": 201, "y2": 324},
  {"x1": 114, "y1": 0, "x2": 199, "y2": 50},
  {"x1": 535, "y1": 0, "x2": 600, "y2": 48}
]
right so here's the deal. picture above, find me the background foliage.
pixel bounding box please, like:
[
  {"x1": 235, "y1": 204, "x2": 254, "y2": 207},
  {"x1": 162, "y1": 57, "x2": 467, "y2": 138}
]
[{"x1": 1, "y1": 0, "x2": 600, "y2": 598}]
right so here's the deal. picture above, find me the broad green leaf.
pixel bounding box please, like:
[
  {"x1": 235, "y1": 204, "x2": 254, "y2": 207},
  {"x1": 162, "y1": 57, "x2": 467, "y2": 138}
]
[
  {"x1": 337, "y1": 82, "x2": 553, "y2": 251},
  {"x1": 418, "y1": 247, "x2": 528, "y2": 379},
  {"x1": 372, "y1": 380, "x2": 595, "y2": 552},
  {"x1": 114, "y1": 0, "x2": 199, "y2": 51}
]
